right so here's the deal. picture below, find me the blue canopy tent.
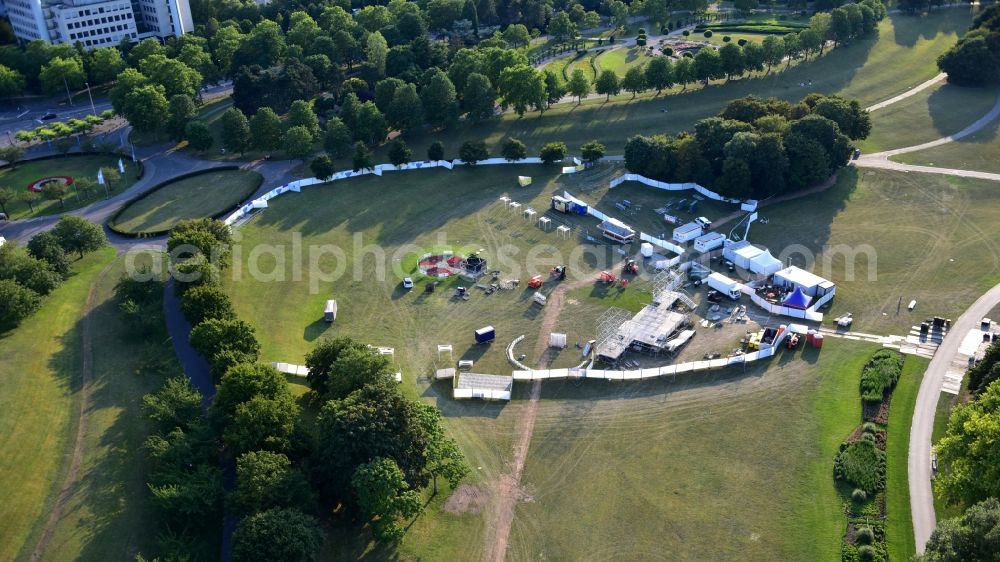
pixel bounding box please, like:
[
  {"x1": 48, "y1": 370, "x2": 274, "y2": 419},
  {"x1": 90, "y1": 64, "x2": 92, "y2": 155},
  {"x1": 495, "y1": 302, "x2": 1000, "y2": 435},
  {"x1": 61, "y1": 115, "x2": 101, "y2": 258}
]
[{"x1": 782, "y1": 287, "x2": 813, "y2": 310}]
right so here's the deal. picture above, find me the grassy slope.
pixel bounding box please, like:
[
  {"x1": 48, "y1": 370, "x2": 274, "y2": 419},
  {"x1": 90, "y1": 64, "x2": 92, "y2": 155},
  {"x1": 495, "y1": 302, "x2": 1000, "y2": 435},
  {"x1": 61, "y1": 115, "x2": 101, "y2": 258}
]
[
  {"x1": 112, "y1": 169, "x2": 261, "y2": 233},
  {"x1": 885, "y1": 355, "x2": 929, "y2": 562},
  {"x1": 0, "y1": 156, "x2": 140, "y2": 219},
  {"x1": 859, "y1": 82, "x2": 997, "y2": 153},
  {"x1": 751, "y1": 168, "x2": 1000, "y2": 334},
  {"x1": 894, "y1": 118, "x2": 1000, "y2": 173},
  {"x1": 0, "y1": 246, "x2": 115, "y2": 562},
  {"x1": 510, "y1": 339, "x2": 871, "y2": 561}
]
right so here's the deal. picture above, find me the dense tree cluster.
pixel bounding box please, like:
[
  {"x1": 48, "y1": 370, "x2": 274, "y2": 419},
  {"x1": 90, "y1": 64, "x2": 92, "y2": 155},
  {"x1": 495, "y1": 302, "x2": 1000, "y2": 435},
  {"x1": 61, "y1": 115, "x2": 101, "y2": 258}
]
[
  {"x1": 937, "y1": 5, "x2": 1000, "y2": 87},
  {"x1": 624, "y1": 93, "x2": 869, "y2": 199},
  {"x1": 918, "y1": 498, "x2": 1000, "y2": 562},
  {"x1": 0, "y1": 216, "x2": 105, "y2": 328}
]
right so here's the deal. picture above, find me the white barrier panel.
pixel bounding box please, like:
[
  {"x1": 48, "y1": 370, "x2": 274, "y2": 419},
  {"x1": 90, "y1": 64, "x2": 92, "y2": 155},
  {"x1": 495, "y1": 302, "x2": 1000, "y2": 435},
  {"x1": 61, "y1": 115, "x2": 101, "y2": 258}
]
[
  {"x1": 561, "y1": 166, "x2": 578, "y2": 174},
  {"x1": 660, "y1": 365, "x2": 677, "y2": 376},
  {"x1": 709, "y1": 358, "x2": 728, "y2": 369},
  {"x1": 639, "y1": 232, "x2": 685, "y2": 256},
  {"x1": 623, "y1": 370, "x2": 641, "y2": 380},
  {"x1": 606, "y1": 370, "x2": 624, "y2": 380},
  {"x1": 512, "y1": 370, "x2": 533, "y2": 379},
  {"x1": 747, "y1": 291, "x2": 825, "y2": 322},
  {"x1": 610, "y1": 173, "x2": 742, "y2": 204},
  {"x1": 641, "y1": 368, "x2": 660, "y2": 378},
  {"x1": 548, "y1": 368, "x2": 569, "y2": 379},
  {"x1": 586, "y1": 369, "x2": 606, "y2": 379}
]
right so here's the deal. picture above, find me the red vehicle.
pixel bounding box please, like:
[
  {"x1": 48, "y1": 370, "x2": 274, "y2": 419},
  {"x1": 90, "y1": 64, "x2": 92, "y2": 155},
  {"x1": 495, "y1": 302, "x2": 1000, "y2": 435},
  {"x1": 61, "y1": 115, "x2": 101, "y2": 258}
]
[
  {"x1": 528, "y1": 274, "x2": 544, "y2": 289},
  {"x1": 599, "y1": 271, "x2": 617, "y2": 284}
]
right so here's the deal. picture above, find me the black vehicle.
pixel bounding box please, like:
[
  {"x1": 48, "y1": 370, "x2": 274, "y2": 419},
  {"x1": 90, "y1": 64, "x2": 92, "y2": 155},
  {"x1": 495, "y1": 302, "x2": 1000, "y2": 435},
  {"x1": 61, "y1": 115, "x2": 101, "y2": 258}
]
[
  {"x1": 853, "y1": 148, "x2": 862, "y2": 160},
  {"x1": 41, "y1": 112, "x2": 57, "y2": 120}
]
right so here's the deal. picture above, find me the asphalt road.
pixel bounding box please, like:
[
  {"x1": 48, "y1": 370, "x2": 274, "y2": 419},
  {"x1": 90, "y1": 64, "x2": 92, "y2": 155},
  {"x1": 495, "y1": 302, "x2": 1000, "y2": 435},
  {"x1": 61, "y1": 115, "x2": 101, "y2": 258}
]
[{"x1": 908, "y1": 283, "x2": 1000, "y2": 552}]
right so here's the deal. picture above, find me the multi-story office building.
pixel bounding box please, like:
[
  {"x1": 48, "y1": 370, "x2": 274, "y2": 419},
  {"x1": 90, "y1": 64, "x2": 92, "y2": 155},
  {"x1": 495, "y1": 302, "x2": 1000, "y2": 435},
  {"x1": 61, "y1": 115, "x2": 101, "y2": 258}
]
[{"x1": 2, "y1": 0, "x2": 192, "y2": 49}]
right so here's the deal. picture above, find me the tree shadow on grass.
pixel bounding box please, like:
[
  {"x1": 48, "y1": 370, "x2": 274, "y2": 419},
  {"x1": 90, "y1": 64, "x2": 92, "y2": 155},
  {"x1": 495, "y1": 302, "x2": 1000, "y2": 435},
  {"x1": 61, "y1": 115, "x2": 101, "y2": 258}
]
[
  {"x1": 890, "y1": 9, "x2": 974, "y2": 48},
  {"x1": 926, "y1": 84, "x2": 999, "y2": 140}
]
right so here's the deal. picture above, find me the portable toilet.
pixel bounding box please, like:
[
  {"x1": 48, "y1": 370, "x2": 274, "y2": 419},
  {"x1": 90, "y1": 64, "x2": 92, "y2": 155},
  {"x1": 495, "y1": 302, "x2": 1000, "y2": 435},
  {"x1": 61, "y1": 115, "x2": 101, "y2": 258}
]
[
  {"x1": 812, "y1": 333, "x2": 824, "y2": 348},
  {"x1": 475, "y1": 326, "x2": 496, "y2": 344},
  {"x1": 640, "y1": 242, "x2": 654, "y2": 258},
  {"x1": 323, "y1": 299, "x2": 337, "y2": 322}
]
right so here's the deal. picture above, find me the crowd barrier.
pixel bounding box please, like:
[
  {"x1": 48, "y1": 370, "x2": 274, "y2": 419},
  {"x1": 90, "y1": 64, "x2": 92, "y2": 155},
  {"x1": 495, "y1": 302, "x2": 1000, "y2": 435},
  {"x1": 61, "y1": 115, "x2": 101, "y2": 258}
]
[
  {"x1": 609, "y1": 173, "x2": 742, "y2": 204},
  {"x1": 743, "y1": 287, "x2": 825, "y2": 322}
]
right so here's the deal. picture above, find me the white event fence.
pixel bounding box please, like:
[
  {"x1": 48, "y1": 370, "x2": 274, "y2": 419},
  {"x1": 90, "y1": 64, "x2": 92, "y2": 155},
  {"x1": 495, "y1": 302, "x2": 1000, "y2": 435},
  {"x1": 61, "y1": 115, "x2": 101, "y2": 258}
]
[{"x1": 609, "y1": 173, "x2": 742, "y2": 204}]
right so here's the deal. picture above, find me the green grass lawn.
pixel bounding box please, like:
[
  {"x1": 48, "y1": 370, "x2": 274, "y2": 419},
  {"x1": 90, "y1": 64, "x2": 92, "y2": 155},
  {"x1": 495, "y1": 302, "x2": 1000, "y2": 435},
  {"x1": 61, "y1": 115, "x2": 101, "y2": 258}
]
[
  {"x1": 111, "y1": 169, "x2": 261, "y2": 234},
  {"x1": 750, "y1": 168, "x2": 1000, "y2": 334},
  {"x1": 347, "y1": 10, "x2": 972, "y2": 169},
  {"x1": 38, "y1": 253, "x2": 219, "y2": 561},
  {"x1": 858, "y1": 82, "x2": 997, "y2": 153},
  {"x1": 699, "y1": 31, "x2": 772, "y2": 46},
  {"x1": 885, "y1": 355, "x2": 929, "y2": 562},
  {"x1": 596, "y1": 46, "x2": 654, "y2": 74},
  {"x1": 0, "y1": 155, "x2": 140, "y2": 220},
  {"x1": 509, "y1": 339, "x2": 871, "y2": 560},
  {"x1": 893, "y1": 118, "x2": 1000, "y2": 173},
  {"x1": 0, "y1": 246, "x2": 115, "y2": 562}
]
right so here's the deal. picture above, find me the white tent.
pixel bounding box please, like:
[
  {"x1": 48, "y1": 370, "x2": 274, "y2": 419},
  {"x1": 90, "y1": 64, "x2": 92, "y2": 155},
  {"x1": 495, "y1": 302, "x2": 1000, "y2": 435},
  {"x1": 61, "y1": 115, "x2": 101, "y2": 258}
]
[
  {"x1": 725, "y1": 242, "x2": 763, "y2": 269},
  {"x1": 748, "y1": 249, "x2": 782, "y2": 275}
]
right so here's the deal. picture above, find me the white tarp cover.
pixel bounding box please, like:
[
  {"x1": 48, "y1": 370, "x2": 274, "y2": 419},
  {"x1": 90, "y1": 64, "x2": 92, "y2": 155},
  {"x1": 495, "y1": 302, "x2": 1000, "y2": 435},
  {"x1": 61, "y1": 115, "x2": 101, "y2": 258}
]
[{"x1": 748, "y1": 249, "x2": 782, "y2": 275}]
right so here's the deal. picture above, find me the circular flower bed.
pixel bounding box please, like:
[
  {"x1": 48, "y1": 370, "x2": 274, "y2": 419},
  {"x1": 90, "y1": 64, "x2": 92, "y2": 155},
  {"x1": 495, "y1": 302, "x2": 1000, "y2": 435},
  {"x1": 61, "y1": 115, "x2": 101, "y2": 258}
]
[{"x1": 28, "y1": 176, "x2": 74, "y2": 192}]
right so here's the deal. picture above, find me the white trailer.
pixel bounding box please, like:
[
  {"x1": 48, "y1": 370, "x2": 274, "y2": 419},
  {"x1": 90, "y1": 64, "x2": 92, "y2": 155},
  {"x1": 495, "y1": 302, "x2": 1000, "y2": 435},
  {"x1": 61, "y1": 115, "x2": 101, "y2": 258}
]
[
  {"x1": 672, "y1": 222, "x2": 703, "y2": 243},
  {"x1": 706, "y1": 272, "x2": 741, "y2": 300},
  {"x1": 693, "y1": 231, "x2": 725, "y2": 253}
]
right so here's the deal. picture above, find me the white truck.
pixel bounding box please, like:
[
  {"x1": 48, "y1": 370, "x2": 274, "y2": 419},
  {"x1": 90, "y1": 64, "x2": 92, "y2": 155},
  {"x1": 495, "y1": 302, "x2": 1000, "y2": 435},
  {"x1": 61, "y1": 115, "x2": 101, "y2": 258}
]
[{"x1": 706, "y1": 272, "x2": 741, "y2": 300}]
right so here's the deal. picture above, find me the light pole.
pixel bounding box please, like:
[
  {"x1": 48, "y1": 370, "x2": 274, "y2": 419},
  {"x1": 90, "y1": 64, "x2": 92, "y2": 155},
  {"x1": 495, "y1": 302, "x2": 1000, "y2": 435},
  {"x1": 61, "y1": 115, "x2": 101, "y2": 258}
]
[
  {"x1": 85, "y1": 82, "x2": 97, "y2": 116},
  {"x1": 63, "y1": 77, "x2": 74, "y2": 106}
]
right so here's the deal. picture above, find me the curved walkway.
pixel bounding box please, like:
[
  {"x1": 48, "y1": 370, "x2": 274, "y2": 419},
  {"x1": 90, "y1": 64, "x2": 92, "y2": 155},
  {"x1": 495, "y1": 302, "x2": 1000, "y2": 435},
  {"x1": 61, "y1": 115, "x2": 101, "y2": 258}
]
[
  {"x1": 856, "y1": 85, "x2": 1000, "y2": 181},
  {"x1": 866, "y1": 73, "x2": 947, "y2": 112},
  {"x1": 909, "y1": 283, "x2": 1000, "y2": 552}
]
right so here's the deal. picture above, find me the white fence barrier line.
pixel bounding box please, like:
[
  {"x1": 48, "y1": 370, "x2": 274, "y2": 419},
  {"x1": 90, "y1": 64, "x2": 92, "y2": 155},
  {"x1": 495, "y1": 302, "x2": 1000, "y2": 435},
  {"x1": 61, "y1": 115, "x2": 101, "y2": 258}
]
[
  {"x1": 609, "y1": 173, "x2": 743, "y2": 205},
  {"x1": 639, "y1": 232, "x2": 685, "y2": 256}
]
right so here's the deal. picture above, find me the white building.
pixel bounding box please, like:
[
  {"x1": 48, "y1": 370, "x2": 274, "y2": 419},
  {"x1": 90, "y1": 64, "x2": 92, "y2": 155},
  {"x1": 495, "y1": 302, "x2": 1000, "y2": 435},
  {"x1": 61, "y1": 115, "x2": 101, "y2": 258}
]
[
  {"x1": 2, "y1": 0, "x2": 191, "y2": 49},
  {"x1": 773, "y1": 265, "x2": 836, "y2": 298}
]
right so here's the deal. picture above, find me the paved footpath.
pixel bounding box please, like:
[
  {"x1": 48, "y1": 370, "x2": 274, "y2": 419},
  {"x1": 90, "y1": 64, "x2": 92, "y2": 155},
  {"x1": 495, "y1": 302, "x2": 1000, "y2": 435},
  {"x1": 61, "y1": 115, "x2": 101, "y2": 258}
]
[{"x1": 909, "y1": 283, "x2": 1000, "y2": 552}]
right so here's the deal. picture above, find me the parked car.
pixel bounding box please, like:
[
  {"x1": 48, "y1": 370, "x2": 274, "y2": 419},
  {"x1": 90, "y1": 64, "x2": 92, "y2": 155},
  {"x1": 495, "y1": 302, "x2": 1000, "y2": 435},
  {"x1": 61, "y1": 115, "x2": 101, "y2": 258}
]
[
  {"x1": 853, "y1": 148, "x2": 862, "y2": 160},
  {"x1": 41, "y1": 112, "x2": 57, "y2": 120},
  {"x1": 402, "y1": 277, "x2": 414, "y2": 289}
]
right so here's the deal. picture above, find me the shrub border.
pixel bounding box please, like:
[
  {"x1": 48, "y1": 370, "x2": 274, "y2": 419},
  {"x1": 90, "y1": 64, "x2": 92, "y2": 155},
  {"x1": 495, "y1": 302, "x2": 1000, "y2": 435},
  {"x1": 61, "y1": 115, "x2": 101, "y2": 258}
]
[{"x1": 107, "y1": 166, "x2": 263, "y2": 238}]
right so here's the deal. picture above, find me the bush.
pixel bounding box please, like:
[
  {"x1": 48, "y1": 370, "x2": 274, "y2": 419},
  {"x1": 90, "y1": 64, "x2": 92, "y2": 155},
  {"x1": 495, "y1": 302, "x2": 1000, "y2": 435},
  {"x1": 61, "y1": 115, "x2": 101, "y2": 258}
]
[
  {"x1": 860, "y1": 432, "x2": 876, "y2": 443},
  {"x1": 738, "y1": 38, "x2": 748, "y2": 46},
  {"x1": 539, "y1": 141, "x2": 568, "y2": 164},
  {"x1": 663, "y1": 47, "x2": 674, "y2": 56},
  {"x1": 860, "y1": 350, "x2": 903, "y2": 403},
  {"x1": 856, "y1": 526, "x2": 874, "y2": 544},
  {"x1": 683, "y1": 30, "x2": 691, "y2": 36},
  {"x1": 704, "y1": 30, "x2": 714, "y2": 38},
  {"x1": 852, "y1": 488, "x2": 867, "y2": 502},
  {"x1": 722, "y1": 35, "x2": 731, "y2": 42},
  {"x1": 857, "y1": 545, "x2": 875, "y2": 560},
  {"x1": 862, "y1": 422, "x2": 877, "y2": 434},
  {"x1": 835, "y1": 439, "x2": 886, "y2": 494}
]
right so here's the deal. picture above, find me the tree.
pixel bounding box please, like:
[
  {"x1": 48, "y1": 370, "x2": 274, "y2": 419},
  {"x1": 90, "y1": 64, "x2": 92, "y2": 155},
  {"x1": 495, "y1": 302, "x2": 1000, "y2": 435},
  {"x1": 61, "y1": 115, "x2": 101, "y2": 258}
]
[
  {"x1": 622, "y1": 66, "x2": 647, "y2": 98},
  {"x1": 503, "y1": 24, "x2": 530, "y2": 47},
  {"x1": 594, "y1": 70, "x2": 621, "y2": 101},
  {"x1": 189, "y1": 317, "x2": 260, "y2": 380},
  {"x1": 20, "y1": 190, "x2": 39, "y2": 214},
  {"x1": 310, "y1": 155, "x2": 336, "y2": 180},
  {"x1": 809, "y1": 12, "x2": 832, "y2": 55},
  {"x1": 387, "y1": 83, "x2": 424, "y2": 132},
  {"x1": 166, "y1": 94, "x2": 197, "y2": 142},
  {"x1": 39, "y1": 56, "x2": 85, "y2": 96},
  {"x1": 694, "y1": 48, "x2": 723, "y2": 84},
  {"x1": 27, "y1": 231, "x2": 70, "y2": 278},
  {"x1": 250, "y1": 108, "x2": 283, "y2": 153},
  {"x1": 567, "y1": 68, "x2": 591, "y2": 103},
  {"x1": 185, "y1": 120, "x2": 213, "y2": 152},
  {"x1": 353, "y1": 103, "x2": 388, "y2": 146},
  {"x1": 365, "y1": 31, "x2": 389, "y2": 78},
  {"x1": 539, "y1": 141, "x2": 567, "y2": 164},
  {"x1": 374, "y1": 78, "x2": 405, "y2": 112},
  {"x1": 0, "y1": 247, "x2": 60, "y2": 295},
  {"x1": 415, "y1": 403, "x2": 469, "y2": 495},
  {"x1": 428, "y1": 141, "x2": 445, "y2": 161},
  {"x1": 388, "y1": 139, "x2": 412, "y2": 167},
  {"x1": 323, "y1": 118, "x2": 353, "y2": 158},
  {"x1": 830, "y1": 8, "x2": 852, "y2": 46},
  {"x1": 421, "y1": 71, "x2": 460, "y2": 129},
  {"x1": 0, "y1": 64, "x2": 26, "y2": 100},
  {"x1": 938, "y1": 36, "x2": 1000, "y2": 87},
  {"x1": 761, "y1": 35, "x2": 785, "y2": 72},
  {"x1": 0, "y1": 187, "x2": 14, "y2": 216},
  {"x1": 212, "y1": 362, "x2": 291, "y2": 426},
  {"x1": 180, "y1": 284, "x2": 233, "y2": 326},
  {"x1": 168, "y1": 218, "x2": 233, "y2": 266},
  {"x1": 101, "y1": 167, "x2": 120, "y2": 192},
  {"x1": 459, "y1": 140, "x2": 489, "y2": 164},
  {"x1": 501, "y1": 138, "x2": 527, "y2": 161},
  {"x1": 935, "y1": 379, "x2": 1000, "y2": 506},
  {"x1": 0, "y1": 146, "x2": 25, "y2": 170},
  {"x1": 288, "y1": 100, "x2": 320, "y2": 140},
  {"x1": 232, "y1": 508, "x2": 323, "y2": 562},
  {"x1": 352, "y1": 142, "x2": 373, "y2": 172},
  {"x1": 719, "y1": 43, "x2": 745, "y2": 80},
  {"x1": 783, "y1": 132, "x2": 830, "y2": 190},
  {"x1": 122, "y1": 85, "x2": 169, "y2": 134},
  {"x1": 581, "y1": 140, "x2": 605, "y2": 163},
  {"x1": 284, "y1": 126, "x2": 315, "y2": 160},
  {"x1": 499, "y1": 64, "x2": 546, "y2": 116},
  {"x1": 41, "y1": 182, "x2": 68, "y2": 209},
  {"x1": 463, "y1": 73, "x2": 496, "y2": 123},
  {"x1": 52, "y1": 215, "x2": 106, "y2": 258},
  {"x1": 812, "y1": 96, "x2": 871, "y2": 140},
  {"x1": 142, "y1": 376, "x2": 203, "y2": 432},
  {"x1": 231, "y1": 451, "x2": 314, "y2": 516},
  {"x1": 352, "y1": 457, "x2": 423, "y2": 541},
  {"x1": 221, "y1": 108, "x2": 251, "y2": 156},
  {"x1": 543, "y1": 70, "x2": 566, "y2": 107},
  {"x1": 224, "y1": 394, "x2": 299, "y2": 455},
  {"x1": 0, "y1": 279, "x2": 41, "y2": 327},
  {"x1": 139, "y1": 55, "x2": 203, "y2": 100},
  {"x1": 644, "y1": 57, "x2": 673, "y2": 93},
  {"x1": 548, "y1": 11, "x2": 577, "y2": 42},
  {"x1": 919, "y1": 498, "x2": 1000, "y2": 562}
]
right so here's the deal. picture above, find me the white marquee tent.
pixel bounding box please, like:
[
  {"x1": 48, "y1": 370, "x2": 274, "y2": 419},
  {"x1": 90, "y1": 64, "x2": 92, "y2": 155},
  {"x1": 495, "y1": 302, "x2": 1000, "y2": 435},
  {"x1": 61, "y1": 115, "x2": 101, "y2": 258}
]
[{"x1": 748, "y1": 249, "x2": 782, "y2": 275}]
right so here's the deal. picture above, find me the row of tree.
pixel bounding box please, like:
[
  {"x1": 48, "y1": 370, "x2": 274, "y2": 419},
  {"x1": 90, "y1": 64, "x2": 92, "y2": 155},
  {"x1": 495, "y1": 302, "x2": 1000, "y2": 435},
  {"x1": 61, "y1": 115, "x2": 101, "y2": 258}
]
[
  {"x1": 624, "y1": 93, "x2": 870, "y2": 199},
  {"x1": 937, "y1": 4, "x2": 1000, "y2": 87},
  {"x1": 129, "y1": 218, "x2": 470, "y2": 559},
  {"x1": 920, "y1": 336, "x2": 1000, "y2": 560},
  {"x1": 0, "y1": 216, "x2": 106, "y2": 328}
]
